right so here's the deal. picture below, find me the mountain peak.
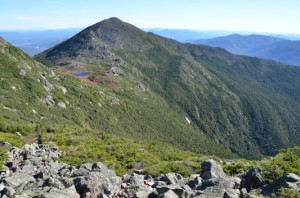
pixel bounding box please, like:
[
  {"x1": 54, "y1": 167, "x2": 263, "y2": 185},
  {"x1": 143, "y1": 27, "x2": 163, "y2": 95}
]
[
  {"x1": 35, "y1": 17, "x2": 145, "y2": 67},
  {"x1": 86, "y1": 17, "x2": 140, "y2": 37},
  {"x1": 104, "y1": 17, "x2": 123, "y2": 23}
]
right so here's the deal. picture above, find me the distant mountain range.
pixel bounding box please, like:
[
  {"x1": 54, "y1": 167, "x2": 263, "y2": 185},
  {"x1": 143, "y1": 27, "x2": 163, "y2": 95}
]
[
  {"x1": 143, "y1": 29, "x2": 235, "y2": 42},
  {"x1": 0, "y1": 28, "x2": 81, "y2": 56},
  {"x1": 191, "y1": 34, "x2": 300, "y2": 66},
  {"x1": 2, "y1": 28, "x2": 300, "y2": 68}
]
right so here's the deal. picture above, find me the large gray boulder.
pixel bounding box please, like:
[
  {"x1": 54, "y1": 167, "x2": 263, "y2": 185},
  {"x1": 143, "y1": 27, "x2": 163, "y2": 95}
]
[
  {"x1": 156, "y1": 184, "x2": 184, "y2": 197},
  {"x1": 241, "y1": 168, "x2": 265, "y2": 191},
  {"x1": 201, "y1": 159, "x2": 228, "y2": 180},
  {"x1": 4, "y1": 172, "x2": 35, "y2": 188},
  {"x1": 196, "y1": 160, "x2": 237, "y2": 198},
  {"x1": 163, "y1": 173, "x2": 186, "y2": 187},
  {"x1": 42, "y1": 186, "x2": 80, "y2": 198},
  {"x1": 261, "y1": 172, "x2": 300, "y2": 196},
  {"x1": 157, "y1": 189, "x2": 179, "y2": 198},
  {"x1": 74, "y1": 162, "x2": 121, "y2": 197}
]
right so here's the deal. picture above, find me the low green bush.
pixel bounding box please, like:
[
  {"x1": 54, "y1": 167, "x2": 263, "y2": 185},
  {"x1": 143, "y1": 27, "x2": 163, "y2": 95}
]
[{"x1": 0, "y1": 147, "x2": 8, "y2": 171}]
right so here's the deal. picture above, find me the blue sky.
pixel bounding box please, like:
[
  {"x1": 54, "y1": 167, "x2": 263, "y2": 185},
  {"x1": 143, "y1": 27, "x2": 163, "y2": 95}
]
[{"x1": 1, "y1": 0, "x2": 300, "y2": 33}]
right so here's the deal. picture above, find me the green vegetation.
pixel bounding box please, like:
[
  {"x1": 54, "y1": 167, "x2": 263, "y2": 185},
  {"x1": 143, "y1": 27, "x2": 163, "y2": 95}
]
[
  {"x1": 278, "y1": 187, "x2": 300, "y2": 198},
  {"x1": 223, "y1": 159, "x2": 255, "y2": 176},
  {"x1": 1, "y1": 17, "x2": 300, "y2": 178},
  {"x1": 223, "y1": 147, "x2": 300, "y2": 183},
  {"x1": 35, "y1": 18, "x2": 300, "y2": 159},
  {"x1": 0, "y1": 36, "x2": 234, "y2": 160},
  {"x1": 260, "y1": 147, "x2": 300, "y2": 182},
  {"x1": 40, "y1": 127, "x2": 206, "y2": 176},
  {"x1": 0, "y1": 131, "x2": 26, "y2": 148},
  {"x1": 0, "y1": 147, "x2": 7, "y2": 170}
]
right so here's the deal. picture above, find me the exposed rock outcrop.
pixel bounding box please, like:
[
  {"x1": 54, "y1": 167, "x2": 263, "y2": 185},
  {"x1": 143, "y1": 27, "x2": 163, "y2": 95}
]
[{"x1": 0, "y1": 144, "x2": 299, "y2": 198}]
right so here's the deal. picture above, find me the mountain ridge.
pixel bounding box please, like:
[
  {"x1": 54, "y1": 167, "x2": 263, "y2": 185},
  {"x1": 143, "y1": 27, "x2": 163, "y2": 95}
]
[
  {"x1": 1, "y1": 33, "x2": 235, "y2": 161},
  {"x1": 192, "y1": 34, "x2": 300, "y2": 66},
  {"x1": 35, "y1": 17, "x2": 300, "y2": 159}
]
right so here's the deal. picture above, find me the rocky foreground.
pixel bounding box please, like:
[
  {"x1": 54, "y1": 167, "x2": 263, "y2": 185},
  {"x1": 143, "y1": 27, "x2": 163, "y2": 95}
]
[{"x1": 0, "y1": 143, "x2": 299, "y2": 198}]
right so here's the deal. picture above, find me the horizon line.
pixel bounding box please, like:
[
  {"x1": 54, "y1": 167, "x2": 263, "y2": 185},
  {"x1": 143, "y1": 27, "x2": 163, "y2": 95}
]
[{"x1": 1, "y1": 27, "x2": 300, "y2": 36}]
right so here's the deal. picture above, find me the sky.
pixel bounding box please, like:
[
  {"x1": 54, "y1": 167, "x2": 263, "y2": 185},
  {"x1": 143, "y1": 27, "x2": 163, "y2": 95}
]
[{"x1": 1, "y1": 0, "x2": 300, "y2": 34}]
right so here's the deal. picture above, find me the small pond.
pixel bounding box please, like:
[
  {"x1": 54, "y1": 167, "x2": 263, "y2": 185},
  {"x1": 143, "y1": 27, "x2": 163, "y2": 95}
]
[{"x1": 72, "y1": 71, "x2": 91, "y2": 77}]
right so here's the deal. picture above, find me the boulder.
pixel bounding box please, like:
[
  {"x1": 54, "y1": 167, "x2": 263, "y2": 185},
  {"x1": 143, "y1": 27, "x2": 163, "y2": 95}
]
[
  {"x1": 42, "y1": 177, "x2": 65, "y2": 189},
  {"x1": 158, "y1": 190, "x2": 179, "y2": 198},
  {"x1": 59, "y1": 86, "x2": 67, "y2": 94},
  {"x1": 3, "y1": 142, "x2": 13, "y2": 151},
  {"x1": 134, "y1": 190, "x2": 155, "y2": 198},
  {"x1": 74, "y1": 169, "x2": 121, "y2": 196},
  {"x1": 201, "y1": 159, "x2": 228, "y2": 180},
  {"x1": 261, "y1": 172, "x2": 300, "y2": 196},
  {"x1": 156, "y1": 184, "x2": 184, "y2": 197},
  {"x1": 19, "y1": 69, "x2": 26, "y2": 76},
  {"x1": 41, "y1": 95, "x2": 55, "y2": 107},
  {"x1": 240, "y1": 188, "x2": 250, "y2": 198},
  {"x1": 196, "y1": 160, "x2": 236, "y2": 197},
  {"x1": 43, "y1": 79, "x2": 54, "y2": 93},
  {"x1": 42, "y1": 186, "x2": 80, "y2": 198},
  {"x1": 2, "y1": 186, "x2": 15, "y2": 197},
  {"x1": 163, "y1": 173, "x2": 185, "y2": 187},
  {"x1": 241, "y1": 168, "x2": 265, "y2": 191},
  {"x1": 58, "y1": 102, "x2": 67, "y2": 108},
  {"x1": 21, "y1": 164, "x2": 36, "y2": 175},
  {"x1": 284, "y1": 173, "x2": 300, "y2": 183},
  {"x1": 4, "y1": 172, "x2": 35, "y2": 187},
  {"x1": 129, "y1": 173, "x2": 145, "y2": 187}
]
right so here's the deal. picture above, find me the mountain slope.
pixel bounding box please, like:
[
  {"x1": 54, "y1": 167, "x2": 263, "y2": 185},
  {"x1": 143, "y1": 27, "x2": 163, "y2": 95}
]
[
  {"x1": 35, "y1": 18, "x2": 300, "y2": 159},
  {"x1": 0, "y1": 35, "x2": 234, "y2": 162},
  {"x1": 192, "y1": 34, "x2": 300, "y2": 66}
]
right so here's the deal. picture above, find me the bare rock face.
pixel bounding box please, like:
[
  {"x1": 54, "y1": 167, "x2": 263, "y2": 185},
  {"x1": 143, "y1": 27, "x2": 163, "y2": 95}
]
[
  {"x1": 201, "y1": 159, "x2": 228, "y2": 180},
  {"x1": 0, "y1": 145, "x2": 298, "y2": 198},
  {"x1": 43, "y1": 78, "x2": 55, "y2": 93},
  {"x1": 0, "y1": 143, "x2": 121, "y2": 198},
  {"x1": 41, "y1": 95, "x2": 55, "y2": 107}
]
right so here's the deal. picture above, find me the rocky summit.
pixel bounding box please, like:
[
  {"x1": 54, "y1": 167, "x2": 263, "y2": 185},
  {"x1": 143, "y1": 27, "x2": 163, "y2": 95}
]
[{"x1": 0, "y1": 142, "x2": 299, "y2": 198}]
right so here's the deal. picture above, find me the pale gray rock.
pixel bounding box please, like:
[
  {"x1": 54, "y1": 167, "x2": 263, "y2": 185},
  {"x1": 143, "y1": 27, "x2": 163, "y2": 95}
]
[
  {"x1": 134, "y1": 189, "x2": 154, "y2": 198},
  {"x1": 163, "y1": 173, "x2": 185, "y2": 186},
  {"x1": 19, "y1": 69, "x2": 26, "y2": 76},
  {"x1": 129, "y1": 173, "x2": 145, "y2": 187},
  {"x1": 156, "y1": 184, "x2": 184, "y2": 197},
  {"x1": 158, "y1": 190, "x2": 179, "y2": 198},
  {"x1": 58, "y1": 102, "x2": 67, "y2": 108},
  {"x1": 41, "y1": 95, "x2": 55, "y2": 107},
  {"x1": 201, "y1": 159, "x2": 227, "y2": 180},
  {"x1": 74, "y1": 170, "x2": 121, "y2": 196},
  {"x1": 43, "y1": 79, "x2": 54, "y2": 93},
  {"x1": 4, "y1": 172, "x2": 35, "y2": 187},
  {"x1": 42, "y1": 185, "x2": 80, "y2": 198}
]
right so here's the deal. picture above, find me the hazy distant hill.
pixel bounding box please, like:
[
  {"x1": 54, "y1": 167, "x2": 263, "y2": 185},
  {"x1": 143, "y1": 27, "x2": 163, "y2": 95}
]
[
  {"x1": 192, "y1": 34, "x2": 300, "y2": 66},
  {"x1": 144, "y1": 29, "x2": 240, "y2": 42},
  {"x1": 0, "y1": 28, "x2": 82, "y2": 56}
]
